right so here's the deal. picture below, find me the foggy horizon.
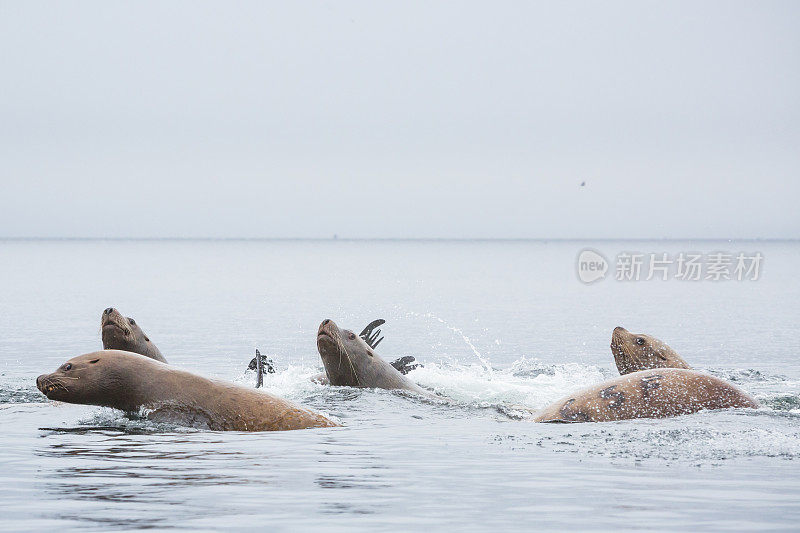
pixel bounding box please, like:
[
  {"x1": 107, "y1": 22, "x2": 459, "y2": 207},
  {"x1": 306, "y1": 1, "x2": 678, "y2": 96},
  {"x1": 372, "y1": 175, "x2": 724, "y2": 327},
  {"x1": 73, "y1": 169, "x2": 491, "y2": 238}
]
[
  {"x1": 1, "y1": 1, "x2": 798, "y2": 240},
  {"x1": 3, "y1": 233, "x2": 796, "y2": 242}
]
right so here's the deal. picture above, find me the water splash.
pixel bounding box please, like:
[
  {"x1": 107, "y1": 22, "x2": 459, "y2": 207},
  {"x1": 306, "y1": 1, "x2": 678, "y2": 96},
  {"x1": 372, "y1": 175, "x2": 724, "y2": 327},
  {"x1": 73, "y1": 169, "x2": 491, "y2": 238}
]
[
  {"x1": 404, "y1": 310, "x2": 494, "y2": 374},
  {"x1": 237, "y1": 355, "x2": 609, "y2": 413},
  {"x1": 236, "y1": 363, "x2": 326, "y2": 398},
  {"x1": 410, "y1": 357, "x2": 608, "y2": 409}
]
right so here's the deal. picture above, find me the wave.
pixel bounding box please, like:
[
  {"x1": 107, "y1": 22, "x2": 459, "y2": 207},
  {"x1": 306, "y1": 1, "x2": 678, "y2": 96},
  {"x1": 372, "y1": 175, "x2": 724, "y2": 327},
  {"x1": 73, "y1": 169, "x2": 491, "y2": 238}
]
[
  {"x1": 8, "y1": 357, "x2": 799, "y2": 422},
  {"x1": 0, "y1": 384, "x2": 46, "y2": 404}
]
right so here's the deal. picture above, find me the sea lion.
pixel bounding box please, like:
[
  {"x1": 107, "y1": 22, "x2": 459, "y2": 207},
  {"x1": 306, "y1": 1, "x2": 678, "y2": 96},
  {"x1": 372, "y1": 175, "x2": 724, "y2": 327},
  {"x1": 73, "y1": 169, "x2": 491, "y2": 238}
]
[
  {"x1": 252, "y1": 318, "x2": 419, "y2": 386},
  {"x1": 610, "y1": 326, "x2": 690, "y2": 375},
  {"x1": 247, "y1": 319, "x2": 398, "y2": 381},
  {"x1": 310, "y1": 356, "x2": 421, "y2": 385},
  {"x1": 316, "y1": 319, "x2": 433, "y2": 397},
  {"x1": 101, "y1": 307, "x2": 167, "y2": 363},
  {"x1": 533, "y1": 368, "x2": 758, "y2": 423},
  {"x1": 36, "y1": 350, "x2": 339, "y2": 431}
]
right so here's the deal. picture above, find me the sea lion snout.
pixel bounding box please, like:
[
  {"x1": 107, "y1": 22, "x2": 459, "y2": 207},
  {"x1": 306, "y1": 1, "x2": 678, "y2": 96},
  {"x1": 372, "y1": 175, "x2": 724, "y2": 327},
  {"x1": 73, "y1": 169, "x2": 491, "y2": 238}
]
[
  {"x1": 317, "y1": 319, "x2": 338, "y2": 339},
  {"x1": 101, "y1": 308, "x2": 127, "y2": 332},
  {"x1": 36, "y1": 373, "x2": 60, "y2": 397},
  {"x1": 317, "y1": 320, "x2": 340, "y2": 354},
  {"x1": 612, "y1": 326, "x2": 629, "y2": 341},
  {"x1": 610, "y1": 327, "x2": 629, "y2": 351}
]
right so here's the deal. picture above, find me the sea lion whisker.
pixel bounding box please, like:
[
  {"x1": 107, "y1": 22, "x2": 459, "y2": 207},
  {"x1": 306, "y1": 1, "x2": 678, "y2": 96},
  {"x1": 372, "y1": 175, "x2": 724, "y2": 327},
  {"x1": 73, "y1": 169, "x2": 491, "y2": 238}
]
[
  {"x1": 43, "y1": 378, "x2": 69, "y2": 393},
  {"x1": 336, "y1": 341, "x2": 360, "y2": 386},
  {"x1": 329, "y1": 331, "x2": 360, "y2": 386},
  {"x1": 345, "y1": 351, "x2": 360, "y2": 386}
]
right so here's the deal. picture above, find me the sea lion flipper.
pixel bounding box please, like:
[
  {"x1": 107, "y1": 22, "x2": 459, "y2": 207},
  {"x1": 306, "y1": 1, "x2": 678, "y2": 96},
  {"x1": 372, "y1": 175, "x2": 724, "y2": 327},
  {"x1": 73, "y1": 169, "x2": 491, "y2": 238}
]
[
  {"x1": 368, "y1": 329, "x2": 384, "y2": 348},
  {"x1": 248, "y1": 350, "x2": 276, "y2": 387},
  {"x1": 390, "y1": 356, "x2": 420, "y2": 375},
  {"x1": 359, "y1": 319, "x2": 386, "y2": 348},
  {"x1": 359, "y1": 319, "x2": 386, "y2": 338},
  {"x1": 255, "y1": 350, "x2": 264, "y2": 388}
]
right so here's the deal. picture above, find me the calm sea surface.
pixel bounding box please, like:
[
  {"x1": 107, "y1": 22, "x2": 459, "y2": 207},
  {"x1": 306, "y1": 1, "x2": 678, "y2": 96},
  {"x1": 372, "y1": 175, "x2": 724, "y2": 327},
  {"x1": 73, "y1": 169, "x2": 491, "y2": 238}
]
[{"x1": 1, "y1": 240, "x2": 799, "y2": 531}]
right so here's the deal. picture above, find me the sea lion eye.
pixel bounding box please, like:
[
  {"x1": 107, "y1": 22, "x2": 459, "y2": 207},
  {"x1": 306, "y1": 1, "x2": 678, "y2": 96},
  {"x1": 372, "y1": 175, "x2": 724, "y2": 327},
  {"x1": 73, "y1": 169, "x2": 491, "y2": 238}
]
[
  {"x1": 635, "y1": 338, "x2": 645, "y2": 346},
  {"x1": 89, "y1": 358, "x2": 100, "y2": 364},
  {"x1": 63, "y1": 363, "x2": 72, "y2": 371},
  {"x1": 348, "y1": 332, "x2": 356, "y2": 340},
  {"x1": 128, "y1": 318, "x2": 136, "y2": 325},
  {"x1": 144, "y1": 337, "x2": 149, "y2": 342}
]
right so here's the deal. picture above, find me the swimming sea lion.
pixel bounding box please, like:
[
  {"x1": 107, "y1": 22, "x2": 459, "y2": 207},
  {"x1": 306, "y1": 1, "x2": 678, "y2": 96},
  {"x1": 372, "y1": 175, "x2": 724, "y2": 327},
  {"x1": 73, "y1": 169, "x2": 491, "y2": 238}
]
[
  {"x1": 316, "y1": 319, "x2": 432, "y2": 396},
  {"x1": 533, "y1": 368, "x2": 758, "y2": 423},
  {"x1": 246, "y1": 319, "x2": 416, "y2": 384},
  {"x1": 310, "y1": 356, "x2": 421, "y2": 385},
  {"x1": 610, "y1": 326, "x2": 690, "y2": 375},
  {"x1": 101, "y1": 307, "x2": 167, "y2": 363},
  {"x1": 36, "y1": 350, "x2": 339, "y2": 431}
]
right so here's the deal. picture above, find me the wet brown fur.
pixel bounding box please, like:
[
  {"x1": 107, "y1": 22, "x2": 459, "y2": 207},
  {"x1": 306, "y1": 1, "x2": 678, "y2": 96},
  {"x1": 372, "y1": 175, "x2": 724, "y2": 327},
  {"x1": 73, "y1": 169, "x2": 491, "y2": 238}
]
[
  {"x1": 533, "y1": 368, "x2": 758, "y2": 423},
  {"x1": 611, "y1": 327, "x2": 690, "y2": 375},
  {"x1": 101, "y1": 308, "x2": 167, "y2": 363},
  {"x1": 36, "y1": 350, "x2": 339, "y2": 431},
  {"x1": 316, "y1": 319, "x2": 433, "y2": 397}
]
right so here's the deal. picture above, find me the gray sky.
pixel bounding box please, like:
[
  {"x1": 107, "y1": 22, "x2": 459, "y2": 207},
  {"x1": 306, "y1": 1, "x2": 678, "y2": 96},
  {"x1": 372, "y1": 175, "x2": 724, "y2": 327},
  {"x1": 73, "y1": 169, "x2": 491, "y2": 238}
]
[{"x1": 1, "y1": 1, "x2": 798, "y2": 239}]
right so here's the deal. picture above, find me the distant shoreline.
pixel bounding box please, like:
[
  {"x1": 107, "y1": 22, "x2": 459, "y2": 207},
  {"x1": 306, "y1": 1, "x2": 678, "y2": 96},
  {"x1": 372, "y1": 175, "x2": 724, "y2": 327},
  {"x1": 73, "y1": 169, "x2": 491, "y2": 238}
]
[{"x1": 0, "y1": 237, "x2": 795, "y2": 243}]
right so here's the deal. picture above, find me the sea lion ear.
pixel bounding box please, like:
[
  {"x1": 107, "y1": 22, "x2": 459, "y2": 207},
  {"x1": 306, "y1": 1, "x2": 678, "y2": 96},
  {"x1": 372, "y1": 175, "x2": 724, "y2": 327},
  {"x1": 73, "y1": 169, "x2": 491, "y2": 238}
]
[{"x1": 89, "y1": 358, "x2": 100, "y2": 364}]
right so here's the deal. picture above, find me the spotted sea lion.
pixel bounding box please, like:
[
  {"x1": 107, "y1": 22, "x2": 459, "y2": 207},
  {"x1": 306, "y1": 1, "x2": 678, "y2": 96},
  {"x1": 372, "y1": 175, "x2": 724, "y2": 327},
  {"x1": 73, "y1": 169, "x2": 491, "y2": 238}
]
[
  {"x1": 101, "y1": 307, "x2": 166, "y2": 363},
  {"x1": 533, "y1": 368, "x2": 758, "y2": 423},
  {"x1": 36, "y1": 350, "x2": 339, "y2": 431},
  {"x1": 610, "y1": 326, "x2": 690, "y2": 375},
  {"x1": 316, "y1": 319, "x2": 433, "y2": 397}
]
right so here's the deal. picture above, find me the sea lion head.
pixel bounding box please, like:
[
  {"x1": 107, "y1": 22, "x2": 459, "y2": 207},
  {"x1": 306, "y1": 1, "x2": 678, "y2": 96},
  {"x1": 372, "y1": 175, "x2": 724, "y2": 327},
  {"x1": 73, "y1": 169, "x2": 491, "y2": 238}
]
[
  {"x1": 316, "y1": 319, "x2": 379, "y2": 386},
  {"x1": 101, "y1": 308, "x2": 166, "y2": 363},
  {"x1": 36, "y1": 351, "x2": 150, "y2": 411},
  {"x1": 610, "y1": 326, "x2": 691, "y2": 375}
]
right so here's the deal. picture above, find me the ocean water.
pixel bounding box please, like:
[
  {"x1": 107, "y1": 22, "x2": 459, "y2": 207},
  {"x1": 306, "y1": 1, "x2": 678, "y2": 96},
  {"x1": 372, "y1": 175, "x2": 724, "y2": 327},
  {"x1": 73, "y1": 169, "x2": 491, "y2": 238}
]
[{"x1": 1, "y1": 239, "x2": 799, "y2": 531}]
